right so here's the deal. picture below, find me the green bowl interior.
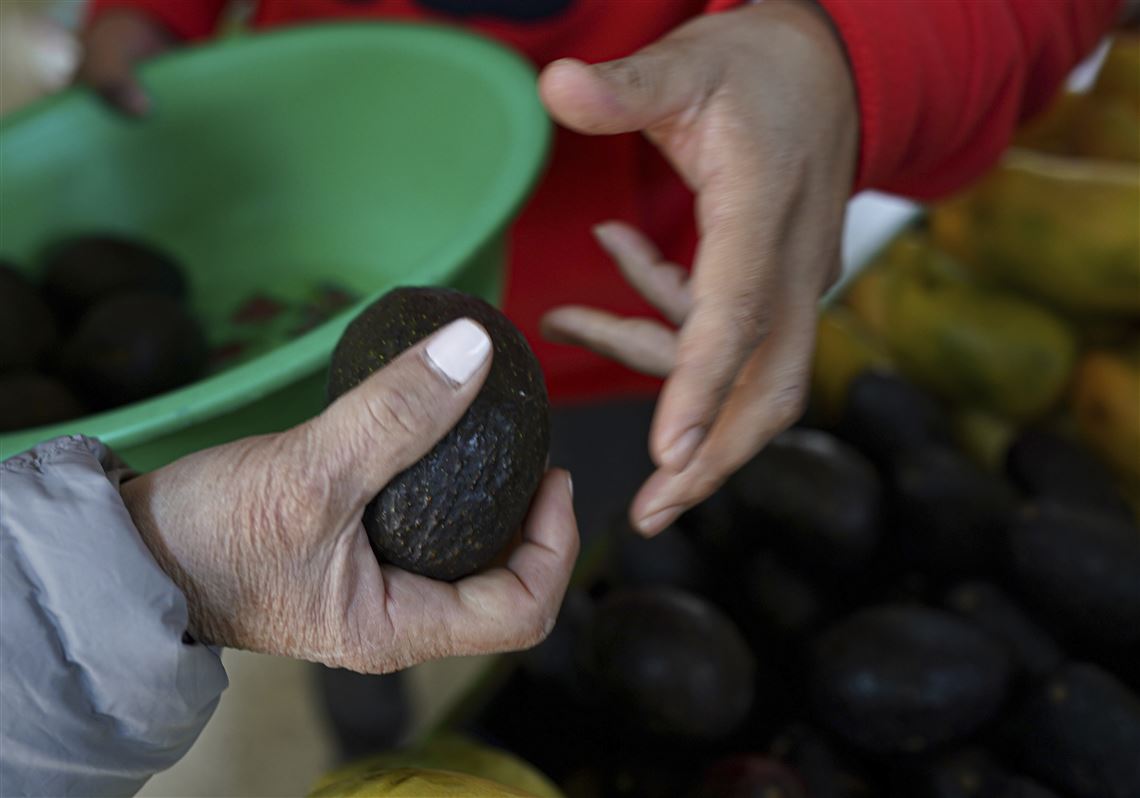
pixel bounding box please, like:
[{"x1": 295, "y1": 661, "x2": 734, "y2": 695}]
[{"x1": 0, "y1": 23, "x2": 549, "y2": 457}]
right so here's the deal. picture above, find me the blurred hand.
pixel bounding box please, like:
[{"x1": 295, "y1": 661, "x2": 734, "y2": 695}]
[
  {"x1": 538, "y1": 0, "x2": 857, "y2": 535},
  {"x1": 121, "y1": 319, "x2": 579, "y2": 673},
  {"x1": 75, "y1": 10, "x2": 173, "y2": 116}
]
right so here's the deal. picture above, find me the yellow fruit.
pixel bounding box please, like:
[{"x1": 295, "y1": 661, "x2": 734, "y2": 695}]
[
  {"x1": 1072, "y1": 348, "x2": 1140, "y2": 488},
  {"x1": 310, "y1": 736, "x2": 562, "y2": 798},
  {"x1": 811, "y1": 306, "x2": 892, "y2": 423},
  {"x1": 953, "y1": 408, "x2": 1017, "y2": 472},
  {"x1": 883, "y1": 257, "x2": 1078, "y2": 421},
  {"x1": 309, "y1": 768, "x2": 539, "y2": 797},
  {"x1": 929, "y1": 150, "x2": 1140, "y2": 316}
]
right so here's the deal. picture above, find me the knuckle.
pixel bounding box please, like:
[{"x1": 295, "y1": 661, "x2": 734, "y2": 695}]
[{"x1": 362, "y1": 384, "x2": 431, "y2": 450}]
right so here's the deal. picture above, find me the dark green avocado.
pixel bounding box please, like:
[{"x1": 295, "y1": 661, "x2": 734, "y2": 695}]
[
  {"x1": 578, "y1": 586, "x2": 756, "y2": 740},
  {"x1": 0, "y1": 262, "x2": 58, "y2": 371},
  {"x1": 40, "y1": 234, "x2": 186, "y2": 323},
  {"x1": 326, "y1": 286, "x2": 550, "y2": 581},
  {"x1": 0, "y1": 372, "x2": 85, "y2": 432},
  {"x1": 59, "y1": 292, "x2": 207, "y2": 410},
  {"x1": 811, "y1": 605, "x2": 1011, "y2": 754}
]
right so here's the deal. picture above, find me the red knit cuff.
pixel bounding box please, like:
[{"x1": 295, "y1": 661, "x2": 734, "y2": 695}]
[{"x1": 87, "y1": 0, "x2": 224, "y2": 41}]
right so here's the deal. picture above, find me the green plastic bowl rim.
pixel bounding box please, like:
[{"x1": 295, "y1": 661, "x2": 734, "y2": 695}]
[{"x1": 0, "y1": 22, "x2": 551, "y2": 459}]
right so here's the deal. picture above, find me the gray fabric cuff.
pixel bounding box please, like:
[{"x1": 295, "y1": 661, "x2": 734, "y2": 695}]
[{"x1": 1, "y1": 436, "x2": 228, "y2": 797}]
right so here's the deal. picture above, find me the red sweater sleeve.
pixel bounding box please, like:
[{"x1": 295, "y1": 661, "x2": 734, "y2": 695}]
[
  {"x1": 813, "y1": 0, "x2": 1122, "y2": 199},
  {"x1": 88, "y1": 0, "x2": 228, "y2": 41}
]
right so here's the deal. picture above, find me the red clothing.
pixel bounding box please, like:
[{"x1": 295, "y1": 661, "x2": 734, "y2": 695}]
[{"x1": 90, "y1": 0, "x2": 1121, "y2": 404}]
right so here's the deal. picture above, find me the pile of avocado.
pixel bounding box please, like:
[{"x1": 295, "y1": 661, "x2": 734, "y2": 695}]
[
  {"x1": 462, "y1": 371, "x2": 1140, "y2": 798},
  {"x1": 0, "y1": 234, "x2": 206, "y2": 433}
]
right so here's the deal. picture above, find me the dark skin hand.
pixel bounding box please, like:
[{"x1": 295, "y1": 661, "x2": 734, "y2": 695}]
[{"x1": 76, "y1": 0, "x2": 858, "y2": 538}]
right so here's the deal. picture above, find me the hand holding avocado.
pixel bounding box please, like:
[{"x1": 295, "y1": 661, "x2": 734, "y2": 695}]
[
  {"x1": 538, "y1": 1, "x2": 858, "y2": 535},
  {"x1": 119, "y1": 317, "x2": 579, "y2": 672}
]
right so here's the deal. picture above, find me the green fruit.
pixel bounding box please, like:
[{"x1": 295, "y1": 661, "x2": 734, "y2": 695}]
[
  {"x1": 811, "y1": 605, "x2": 1011, "y2": 754},
  {"x1": 40, "y1": 234, "x2": 187, "y2": 323},
  {"x1": 579, "y1": 587, "x2": 756, "y2": 740},
  {"x1": 327, "y1": 287, "x2": 549, "y2": 581},
  {"x1": 59, "y1": 293, "x2": 207, "y2": 410},
  {"x1": 0, "y1": 373, "x2": 85, "y2": 432},
  {"x1": 0, "y1": 262, "x2": 58, "y2": 371}
]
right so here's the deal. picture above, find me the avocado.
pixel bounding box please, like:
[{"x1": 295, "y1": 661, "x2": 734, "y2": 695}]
[
  {"x1": 836, "y1": 371, "x2": 952, "y2": 469},
  {"x1": 579, "y1": 587, "x2": 756, "y2": 740},
  {"x1": 738, "y1": 552, "x2": 829, "y2": 642},
  {"x1": 1007, "y1": 663, "x2": 1140, "y2": 798},
  {"x1": 771, "y1": 725, "x2": 879, "y2": 798},
  {"x1": 889, "y1": 748, "x2": 1061, "y2": 798},
  {"x1": 59, "y1": 293, "x2": 207, "y2": 409},
  {"x1": 517, "y1": 588, "x2": 593, "y2": 696},
  {"x1": 327, "y1": 287, "x2": 549, "y2": 581},
  {"x1": 0, "y1": 262, "x2": 58, "y2": 371},
  {"x1": 1005, "y1": 428, "x2": 1132, "y2": 521},
  {"x1": 943, "y1": 582, "x2": 1061, "y2": 680},
  {"x1": 677, "y1": 486, "x2": 751, "y2": 561},
  {"x1": 40, "y1": 234, "x2": 187, "y2": 323},
  {"x1": 889, "y1": 748, "x2": 1007, "y2": 798},
  {"x1": 698, "y1": 756, "x2": 806, "y2": 798},
  {"x1": 0, "y1": 373, "x2": 85, "y2": 432},
  {"x1": 811, "y1": 605, "x2": 1011, "y2": 753},
  {"x1": 728, "y1": 428, "x2": 883, "y2": 572},
  {"x1": 610, "y1": 517, "x2": 711, "y2": 594},
  {"x1": 890, "y1": 446, "x2": 1016, "y2": 577},
  {"x1": 1008, "y1": 503, "x2": 1140, "y2": 647}
]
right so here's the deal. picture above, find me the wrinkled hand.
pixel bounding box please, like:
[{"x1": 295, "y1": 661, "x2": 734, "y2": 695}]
[
  {"x1": 121, "y1": 319, "x2": 579, "y2": 673},
  {"x1": 538, "y1": 0, "x2": 858, "y2": 536},
  {"x1": 75, "y1": 10, "x2": 173, "y2": 115}
]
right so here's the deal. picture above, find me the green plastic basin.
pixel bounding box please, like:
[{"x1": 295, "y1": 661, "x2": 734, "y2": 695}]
[{"x1": 0, "y1": 23, "x2": 549, "y2": 469}]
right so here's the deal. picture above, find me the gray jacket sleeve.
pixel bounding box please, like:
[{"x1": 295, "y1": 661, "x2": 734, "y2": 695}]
[{"x1": 1, "y1": 436, "x2": 228, "y2": 797}]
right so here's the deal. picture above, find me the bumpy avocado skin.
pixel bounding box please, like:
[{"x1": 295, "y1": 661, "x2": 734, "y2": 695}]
[{"x1": 327, "y1": 287, "x2": 550, "y2": 581}]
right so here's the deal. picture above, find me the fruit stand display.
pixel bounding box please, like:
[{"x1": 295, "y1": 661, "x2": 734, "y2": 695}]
[{"x1": 358, "y1": 37, "x2": 1140, "y2": 798}]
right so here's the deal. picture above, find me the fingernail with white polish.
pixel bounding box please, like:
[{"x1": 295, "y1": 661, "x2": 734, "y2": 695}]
[
  {"x1": 426, "y1": 318, "x2": 491, "y2": 386},
  {"x1": 662, "y1": 427, "x2": 703, "y2": 470}
]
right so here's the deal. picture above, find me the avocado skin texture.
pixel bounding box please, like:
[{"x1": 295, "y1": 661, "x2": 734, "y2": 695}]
[
  {"x1": 327, "y1": 287, "x2": 549, "y2": 581},
  {"x1": 1008, "y1": 503, "x2": 1140, "y2": 647},
  {"x1": 579, "y1": 587, "x2": 756, "y2": 740},
  {"x1": 837, "y1": 371, "x2": 952, "y2": 469},
  {"x1": 60, "y1": 292, "x2": 207, "y2": 410},
  {"x1": 811, "y1": 605, "x2": 1011, "y2": 754},
  {"x1": 0, "y1": 262, "x2": 58, "y2": 371},
  {"x1": 1005, "y1": 428, "x2": 1132, "y2": 522},
  {"x1": 1008, "y1": 663, "x2": 1140, "y2": 798},
  {"x1": 943, "y1": 582, "x2": 1061, "y2": 680},
  {"x1": 889, "y1": 446, "x2": 1016, "y2": 577},
  {"x1": 41, "y1": 234, "x2": 186, "y2": 322},
  {"x1": 729, "y1": 428, "x2": 883, "y2": 573},
  {"x1": 0, "y1": 373, "x2": 85, "y2": 432}
]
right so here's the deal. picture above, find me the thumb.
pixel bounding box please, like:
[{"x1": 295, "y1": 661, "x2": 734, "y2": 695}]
[
  {"x1": 538, "y1": 48, "x2": 715, "y2": 136},
  {"x1": 305, "y1": 317, "x2": 493, "y2": 504}
]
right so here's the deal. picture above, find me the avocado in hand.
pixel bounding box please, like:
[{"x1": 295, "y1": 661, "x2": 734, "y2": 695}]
[{"x1": 327, "y1": 287, "x2": 550, "y2": 581}]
